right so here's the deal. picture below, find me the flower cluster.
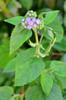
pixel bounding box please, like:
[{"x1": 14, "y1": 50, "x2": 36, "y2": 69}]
[
  {"x1": 21, "y1": 10, "x2": 44, "y2": 30},
  {"x1": 22, "y1": 17, "x2": 41, "y2": 30}
]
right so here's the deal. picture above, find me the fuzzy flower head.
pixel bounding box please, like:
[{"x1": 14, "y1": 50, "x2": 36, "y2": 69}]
[{"x1": 21, "y1": 10, "x2": 44, "y2": 30}]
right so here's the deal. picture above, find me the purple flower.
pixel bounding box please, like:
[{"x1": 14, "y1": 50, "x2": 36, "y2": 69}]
[
  {"x1": 22, "y1": 17, "x2": 41, "y2": 30},
  {"x1": 32, "y1": 17, "x2": 36, "y2": 23},
  {"x1": 27, "y1": 25, "x2": 32, "y2": 30},
  {"x1": 36, "y1": 19, "x2": 41, "y2": 25},
  {"x1": 25, "y1": 17, "x2": 31, "y2": 23},
  {"x1": 25, "y1": 17, "x2": 33, "y2": 28}
]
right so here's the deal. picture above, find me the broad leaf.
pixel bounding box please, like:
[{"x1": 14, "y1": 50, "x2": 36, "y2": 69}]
[
  {"x1": 45, "y1": 84, "x2": 63, "y2": 100},
  {"x1": 44, "y1": 11, "x2": 59, "y2": 25},
  {"x1": 40, "y1": 72, "x2": 53, "y2": 95},
  {"x1": 50, "y1": 61, "x2": 66, "y2": 77},
  {"x1": 15, "y1": 57, "x2": 45, "y2": 86},
  {"x1": 0, "y1": 86, "x2": 13, "y2": 100},
  {"x1": 10, "y1": 24, "x2": 32, "y2": 54},
  {"x1": 4, "y1": 48, "x2": 35, "y2": 73},
  {"x1": 25, "y1": 85, "x2": 44, "y2": 100},
  {"x1": 15, "y1": 48, "x2": 45, "y2": 86},
  {"x1": 4, "y1": 16, "x2": 23, "y2": 25}
]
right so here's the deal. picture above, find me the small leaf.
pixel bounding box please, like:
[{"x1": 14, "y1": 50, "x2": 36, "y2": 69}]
[
  {"x1": 48, "y1": 17, "x2": 63, "y2": 42},
  {"x1": 0, "y1": 86, "x2": 13, "y2": 100},
  {"x1": 50, "y1": 61, "x2": 66, "y2": 77},
  {"x1": 40, "y1": 72, "x2": 53, "y2": 95},
  {"x1": 45, "y1": 84, "x2": 63, "y2": 100},
  {"x1": 44, "y1": 11, "x2": 59, "y2": 25},
  {"x1": 25, "y1": 85, "x2": 44, "y2": 100},
  {"x1": 10, "y1": 24, "x2": 32, "y2": 54},
  {"x1": 4, "y1": 16, "x2": 23, "y2": 25}
]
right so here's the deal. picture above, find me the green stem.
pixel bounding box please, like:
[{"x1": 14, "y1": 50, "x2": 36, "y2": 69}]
[
  {"x1": 29, "y1": 40, "x2": 36, "y2": 47},
  {"x1": 39, "y1": 37, "x2": 56, "y2": 57},
  {"x1": 34, "y1": 29, "x2": 40, "y2": 57}
]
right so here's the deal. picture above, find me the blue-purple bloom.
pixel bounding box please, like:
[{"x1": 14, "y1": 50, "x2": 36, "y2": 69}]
[{"x1": 22, "y1": 17, "x2": 41, "y2": 30}]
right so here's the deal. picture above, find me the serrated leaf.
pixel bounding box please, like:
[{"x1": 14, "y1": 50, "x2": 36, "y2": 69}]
[
  {"x1": 44, "y1": 11, "x2": 59, "y2": 25},
  {"x1": 50, "y1": 61, "x2": 66, "y2": 77},
  {"x1": 10, "y1": 24, "x2": 32, "y2": 54},
  {"x1": 4, "y1": 16, "x2": 23, "y2": 25},
  {"x1": 0, "y1": 86, "x2": 13, "y2": 100},
  {"x1": 15, "y1": 48, "x2": 45, "y2": 86},
  {"x1": 45, "y1": 84, "x2": 63, "y2": 100},
  {"x1": 40, "y1": 72, "x2": 53, "y2": 95},
  {"x1": 25, "y1": 85, "x2": 44, "y2": 100}
]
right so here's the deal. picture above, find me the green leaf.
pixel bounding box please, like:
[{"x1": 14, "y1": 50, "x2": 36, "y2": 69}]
[
  {"x1": 0, "y1": 74, "x2": 6, "y2": 85},
  {"x1": 56, "y1": 77, "x2": 66, "y2": 89},
  {"x1": 10, "y1": 24, "x2": 32, "y2": 54},
  {"x1": 64, "y1": 96, "x2": 66, "y2": 100},
  {"x1": 4, "y1": 16, "x2": 23, "y2": 25},
  {"x1": 45, "y1": 84, "x2": 63, "y2": 100},
  {"x1": 0, "y1": 40, "x2": 12, "y2": 67},
  {"x1": 48, "y1": 17, "x2": 63, "y2": 42},
  {"x1": 44, "y1": 11, "x2": 59, "y2": 25},
  {"x1": 15, "y1": 48, "x2": 45, "y2": 86},
  {"x1": 64, "y1": 13, "x2": 66, "y2": 27},
  {"x1": 4, "y1": 48, "x2": 35, "y2": 73},
  {"x1": 15, "y1": 58, "x2": 45, "y2": 86},
  {"x1": 40, "y1": 72, "x2": 53, "y2": 95},
  {"x1": 25, "y1": 85, "x2": 44, "y2": 100},
  {"x1": 54, "y1": 36, "x2": 66, "y2": 52},
  {"x1": 19, "y1": 0, "x2": 33, "y2": 10},
  {"x1": 50, "y1": 61, "x2": 66, "y2": 77},
  {"x1": 0, "y1": 86, "x2": 13, "y2": 100},
  {"x1": 4, "y1": 58, "x2": 16, "y2": 73}
]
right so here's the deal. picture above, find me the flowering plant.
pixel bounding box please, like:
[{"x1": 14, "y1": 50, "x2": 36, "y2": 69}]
[{"x1": 2, "y1": 10, "x2": 66, "y2": 100}]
